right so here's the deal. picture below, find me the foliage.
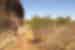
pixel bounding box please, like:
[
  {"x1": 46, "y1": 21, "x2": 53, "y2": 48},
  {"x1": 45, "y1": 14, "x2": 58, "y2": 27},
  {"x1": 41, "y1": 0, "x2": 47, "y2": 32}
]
[
  {"x1": 56, "y1": 16, "x2": 71, "y2": 24},
  {"x1": 30, "y1": 15, "x2": 53, "y2": 29},
  {"x1": 27, "y1": 15, "x2": 72, "y2": 29}
]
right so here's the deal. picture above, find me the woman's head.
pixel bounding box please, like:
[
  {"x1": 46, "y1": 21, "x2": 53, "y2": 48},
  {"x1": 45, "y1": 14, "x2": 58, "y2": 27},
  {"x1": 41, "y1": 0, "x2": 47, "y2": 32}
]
[{"x1": 7, "y1": 0, "x2": 24, "y2": 29}]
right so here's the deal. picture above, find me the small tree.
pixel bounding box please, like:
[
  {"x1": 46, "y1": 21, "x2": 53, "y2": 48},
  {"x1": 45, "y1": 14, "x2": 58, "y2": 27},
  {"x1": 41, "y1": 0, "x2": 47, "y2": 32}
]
[
  {"x1": 56, "y1": 16, "x2": 67, "y2": 24},
  {"x1": 30, "y1": 15, "x2": 52, "y2": 29},
  {"x1": 65, "y1": 16, "x2": 72, "y2": 23}
]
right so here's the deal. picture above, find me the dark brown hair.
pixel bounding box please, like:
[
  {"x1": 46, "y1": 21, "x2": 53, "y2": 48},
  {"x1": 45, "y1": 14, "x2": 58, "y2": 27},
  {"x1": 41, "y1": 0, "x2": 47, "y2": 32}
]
[
  {"x1": 6, "y1": 0, "x2": 24, "y2": 19},
  {"x1": 6, "y1": 0, "x2": 24, "y2": 25}
]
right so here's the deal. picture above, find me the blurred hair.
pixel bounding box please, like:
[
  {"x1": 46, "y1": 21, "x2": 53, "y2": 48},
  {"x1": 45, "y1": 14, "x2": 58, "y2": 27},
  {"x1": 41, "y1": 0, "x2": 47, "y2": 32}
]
[{"x1": 6, "y1": 0, "x2": 24, "y2": 19}]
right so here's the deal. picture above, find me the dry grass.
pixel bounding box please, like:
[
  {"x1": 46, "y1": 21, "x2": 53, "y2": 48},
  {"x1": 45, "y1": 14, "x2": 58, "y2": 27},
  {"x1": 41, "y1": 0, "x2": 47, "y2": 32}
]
[
  {"x1": 0, "y1": 23, "x2": 75, "y2": 50},
  {"x1": 31, "y1": 23, "x2": 75, "y2": 50}
]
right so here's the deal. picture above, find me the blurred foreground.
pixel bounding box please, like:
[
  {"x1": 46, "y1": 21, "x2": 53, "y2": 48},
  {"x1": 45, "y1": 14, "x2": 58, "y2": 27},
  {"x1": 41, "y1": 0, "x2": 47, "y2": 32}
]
[{"x1": 0, "y1": 16, "x2": 75, "y2": 50}]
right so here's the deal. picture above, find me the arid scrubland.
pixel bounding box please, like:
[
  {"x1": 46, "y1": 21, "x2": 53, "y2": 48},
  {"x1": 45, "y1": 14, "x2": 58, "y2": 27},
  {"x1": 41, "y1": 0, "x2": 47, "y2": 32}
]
[
  {"x1": 28, "y1": 16, "x2": 75, "y2": 50},
  {"x1": 0, "y1": 16, "x2": 75, "y2": 50}
]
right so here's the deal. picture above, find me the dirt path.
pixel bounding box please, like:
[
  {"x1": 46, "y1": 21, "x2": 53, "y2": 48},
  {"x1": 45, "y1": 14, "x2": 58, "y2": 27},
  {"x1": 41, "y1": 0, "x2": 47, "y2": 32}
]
[
  {"x1": 32, "y1": 26, "x2": 68, "y2": 50},
  {"x1": 0, "y1": 25, "x2": 69, "y2": 50},
  {"x1": 0, "y1": 34, "x2": 16, "y2": 48},
  {"x1": 47, "y1": 26, "x2": 67, "y2": 39}
]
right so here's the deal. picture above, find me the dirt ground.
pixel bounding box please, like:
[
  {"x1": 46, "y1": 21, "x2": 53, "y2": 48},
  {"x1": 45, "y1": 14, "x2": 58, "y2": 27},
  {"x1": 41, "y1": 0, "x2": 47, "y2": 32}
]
[{"x1": 0, "y1": 23, "x2": 75, "y2": 50}]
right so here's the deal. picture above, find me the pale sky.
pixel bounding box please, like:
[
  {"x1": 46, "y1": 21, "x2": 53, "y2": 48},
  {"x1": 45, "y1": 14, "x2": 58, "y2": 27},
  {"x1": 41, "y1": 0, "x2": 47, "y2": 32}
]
[{"x1": 21, "y1": 0, "x2": 75, "y2": 20}]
